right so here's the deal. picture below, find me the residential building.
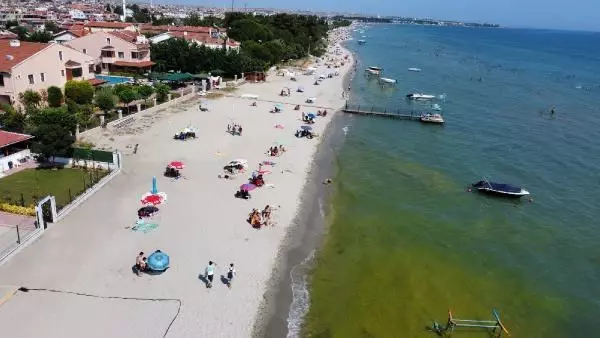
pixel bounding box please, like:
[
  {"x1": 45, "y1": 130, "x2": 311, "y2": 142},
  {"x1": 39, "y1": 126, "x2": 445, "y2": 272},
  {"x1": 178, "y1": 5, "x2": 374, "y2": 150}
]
[
  {"x1": 52, "y1": 30, "x2": 86, "y2": 43},
  {"x1": 83, "y1": 21, "x2": 136, "y2": 33},
  {"x1": 0, "y1": 130, "x2": 33, "y2": 173},
  {"x1": 0, "y1": 39, "x2": 96, "y2": 106},
  {"x1": 66, "y1": 31, "x2": 153, "y2": 74},
  {"x1": 148, "y1": 31, "x2": 240, "y2": 52},
  {"x1": 0, "y1": 31, "x2": 17, "y2": 40}
]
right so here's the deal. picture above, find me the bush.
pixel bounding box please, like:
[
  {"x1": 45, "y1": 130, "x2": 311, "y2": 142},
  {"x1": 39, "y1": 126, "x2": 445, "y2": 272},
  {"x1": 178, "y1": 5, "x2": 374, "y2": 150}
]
[
  {"x1": 47, "y1": 86, "x2": 63, "y2": 107},
  {"x1": 65, "y1": 80, "x2": 94, "y2": 105},
  {"x1": 154, "y1": 83, "x2": 170, "y2": 103},
  {"x1": 0, "y1": 203, "x2": 36, "y2": 216},
  {"x1": 94, "y1": 87, "x2": 118, "y2": 113}
]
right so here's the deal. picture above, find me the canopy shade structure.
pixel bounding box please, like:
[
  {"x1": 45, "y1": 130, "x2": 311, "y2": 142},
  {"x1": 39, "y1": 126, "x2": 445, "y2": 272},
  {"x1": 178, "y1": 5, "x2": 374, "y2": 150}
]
[{"x1": 148, "y1": 72, "x2": 194, "y2": 82}]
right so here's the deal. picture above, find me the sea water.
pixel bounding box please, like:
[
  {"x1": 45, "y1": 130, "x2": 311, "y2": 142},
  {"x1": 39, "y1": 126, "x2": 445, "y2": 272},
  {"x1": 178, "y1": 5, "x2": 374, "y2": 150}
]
[{"x1": 303, "y1": 25, "x2": 600, "y2": 337}]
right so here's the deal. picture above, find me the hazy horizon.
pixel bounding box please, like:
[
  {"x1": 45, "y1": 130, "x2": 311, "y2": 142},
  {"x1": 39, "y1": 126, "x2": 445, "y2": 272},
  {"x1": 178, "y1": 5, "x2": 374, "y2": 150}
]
[{"x1": 147, "y1": 0, "x2": 600, "y2": 32}]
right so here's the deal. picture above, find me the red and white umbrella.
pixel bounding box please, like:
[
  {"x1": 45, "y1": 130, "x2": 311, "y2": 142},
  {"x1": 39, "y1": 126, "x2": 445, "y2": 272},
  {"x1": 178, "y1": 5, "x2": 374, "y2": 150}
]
[
  {"x1": 141, "y1": 192, "x2": 168, "y2": 206},
  {"x1": 168, "y1": 161, "x2": 185, "y2": 169}
]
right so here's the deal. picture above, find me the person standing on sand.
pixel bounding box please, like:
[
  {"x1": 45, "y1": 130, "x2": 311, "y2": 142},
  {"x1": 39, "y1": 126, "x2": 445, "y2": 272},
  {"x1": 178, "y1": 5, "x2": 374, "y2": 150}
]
[
  {"x1": 205, "y1": 261, "x2": 216, "y2": 288},
  {"x1": 135, "y1": 252, "x2": 145, "y2": 276},
  {"x1": 226, "y1": 263, "x2": 236, "y2": 288},
  {"x1": 238, "y1": 125, "x2": 243, "y2": 136}
]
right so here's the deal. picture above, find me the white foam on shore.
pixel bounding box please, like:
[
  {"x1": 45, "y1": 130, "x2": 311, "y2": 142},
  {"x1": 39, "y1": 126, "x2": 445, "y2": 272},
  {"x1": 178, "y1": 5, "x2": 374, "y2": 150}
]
[{"x1": 286, "y1": 249, "x2": 316, "y2": 338}]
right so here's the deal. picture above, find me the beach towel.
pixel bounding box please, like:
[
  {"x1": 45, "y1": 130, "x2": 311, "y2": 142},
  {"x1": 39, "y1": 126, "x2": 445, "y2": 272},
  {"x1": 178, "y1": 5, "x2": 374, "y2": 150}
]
[{"x1": 132, "y1": 223, "x2": 159, "y2": 234}]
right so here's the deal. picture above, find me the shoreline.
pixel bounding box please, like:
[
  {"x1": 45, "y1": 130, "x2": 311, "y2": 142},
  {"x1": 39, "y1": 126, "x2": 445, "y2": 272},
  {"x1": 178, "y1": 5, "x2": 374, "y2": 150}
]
[{"x1": 255, "y1": 36, "x2": 358, "y2": 337}]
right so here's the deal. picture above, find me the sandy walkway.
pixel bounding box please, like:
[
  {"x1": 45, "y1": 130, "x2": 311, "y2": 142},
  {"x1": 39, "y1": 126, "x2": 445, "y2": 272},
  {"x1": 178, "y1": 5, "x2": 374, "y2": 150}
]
[{"x1": 0, "y1": 28, "x2": 354, "y2": 338}]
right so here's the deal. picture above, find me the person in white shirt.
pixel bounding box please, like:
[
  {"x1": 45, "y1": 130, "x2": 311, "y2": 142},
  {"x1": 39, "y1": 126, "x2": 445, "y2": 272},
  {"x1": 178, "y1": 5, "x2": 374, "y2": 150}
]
[{"x1": 226, "y1": 263, "x2": 236, "y2": 288}]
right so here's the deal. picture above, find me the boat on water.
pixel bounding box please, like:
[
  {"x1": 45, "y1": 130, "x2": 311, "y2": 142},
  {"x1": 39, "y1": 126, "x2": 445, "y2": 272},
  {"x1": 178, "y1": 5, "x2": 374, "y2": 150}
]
[
  {"x1": 431, "y1": 103, "x2": 442, "y2": 111},
  {"x1": 406, "y1": 93, "x2": 436, "y2": 101},
  {"x1": 419, "y1": 113, "x2": 444, "y2": 124},
  {"x1": 358, "y1": 39, "x2": 366, "y2": 45},
  {"x1": 408, "y1": 68, "x2": 422, "y2": 72},
  {"x1": 380, "y1": 77, "x2": 397, "y2": 84},
  {"x1": 472, "y1": 179, "x2": 530, "y2": 198},
  {"x1": 365, "y1": 66, "x2": 382, "y2": 76}
]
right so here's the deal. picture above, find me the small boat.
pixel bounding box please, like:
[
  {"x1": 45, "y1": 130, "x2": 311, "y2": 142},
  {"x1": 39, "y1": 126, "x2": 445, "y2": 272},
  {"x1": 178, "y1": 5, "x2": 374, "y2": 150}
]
[
  {"x1": 408, "y1": 68, "x2": 422, "y2": 72},
  {"x1": 431, "y1": 103, "x2": 442, "y2": 111},
  {"x1": 420, "y1": 113, "x2": 444, "y2": 124},
  {"x1": 406, "y1": 93, "x2": 436, "y2": 101},
  {"x1": 365, "y1": 66, "x2": 382, "y2": 76},
  {"x1": 358, "y1": 39, "x2": 366, "y2": 45},
  {"x1": 380, "y1": 77, "x2": 397, "y2": 84},
  {"x1": 472, "y1": 179, "x2": 530, "y2": 198}
]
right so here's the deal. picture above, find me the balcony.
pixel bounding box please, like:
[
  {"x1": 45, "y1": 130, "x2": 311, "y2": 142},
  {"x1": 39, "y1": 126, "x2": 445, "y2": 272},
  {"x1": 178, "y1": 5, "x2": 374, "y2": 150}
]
[{"x1": 101, "y1": 56, "x2": 116, "y2": 64}]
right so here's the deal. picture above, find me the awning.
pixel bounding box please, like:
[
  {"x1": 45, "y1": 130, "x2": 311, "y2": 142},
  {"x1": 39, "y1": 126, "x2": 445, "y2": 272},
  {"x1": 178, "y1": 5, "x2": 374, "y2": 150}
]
[
  {"x1": 148, "y1": 72, "x2": 193, "y2": 81},
  {"x1": 114, "y1": 60, "x2": 155, "y2": 68},
  {"x1": 64, "y1": 60, "x2": 82, "y2": 69},
  {"x1": 193, "y1": 73, "x2": 210, "y2": 79},
  {"x1": 87, "y1": 78, "x2": 107, "y2": 86}
]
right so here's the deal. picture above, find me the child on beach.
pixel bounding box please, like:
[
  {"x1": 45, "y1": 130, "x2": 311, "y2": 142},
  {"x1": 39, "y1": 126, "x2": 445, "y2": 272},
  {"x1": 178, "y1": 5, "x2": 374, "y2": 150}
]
[
  {"x1": 205, "y1": 261, "x2": 216, "y2": 288},
  {"x1": 135, "y1": 252, "x2": 146, "y2": 276},
  {"x1": 226, "y1": 263, "x2": 236, "y2": 288}
]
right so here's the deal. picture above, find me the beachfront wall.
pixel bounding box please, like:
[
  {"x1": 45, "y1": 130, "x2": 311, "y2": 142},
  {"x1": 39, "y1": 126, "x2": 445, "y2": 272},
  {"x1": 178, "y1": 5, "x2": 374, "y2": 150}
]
[{"x1": 245, "y1": 71, "x2": 267, "y2": 82}]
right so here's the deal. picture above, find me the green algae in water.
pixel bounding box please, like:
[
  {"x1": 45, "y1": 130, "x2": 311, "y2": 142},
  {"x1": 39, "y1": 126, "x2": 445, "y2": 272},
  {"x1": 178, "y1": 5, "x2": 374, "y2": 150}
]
[{"x1": 303, "y1": 150, "x2": 571, "y2": 337}]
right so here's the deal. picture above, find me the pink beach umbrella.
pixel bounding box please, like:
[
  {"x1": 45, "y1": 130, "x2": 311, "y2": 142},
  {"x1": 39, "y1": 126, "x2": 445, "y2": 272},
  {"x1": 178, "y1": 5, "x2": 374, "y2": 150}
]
[
  {"x1": 240, "y1": 183, "x2": 257, "y2": 191},
  {"x1": 168, "y1": 161, "x2": 185, "y2": 169}
]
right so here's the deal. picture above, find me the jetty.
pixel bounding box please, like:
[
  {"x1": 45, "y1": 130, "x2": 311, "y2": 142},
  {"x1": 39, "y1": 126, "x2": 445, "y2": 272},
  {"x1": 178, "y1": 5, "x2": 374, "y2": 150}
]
[{"x1": 342, "y1": 102, "x2": 432, "y2": 121}]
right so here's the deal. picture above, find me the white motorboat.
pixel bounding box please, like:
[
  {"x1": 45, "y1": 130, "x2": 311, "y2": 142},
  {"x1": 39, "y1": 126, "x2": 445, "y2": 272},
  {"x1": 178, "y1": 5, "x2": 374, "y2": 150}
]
[
  {"x1": 431, "y1": 103, "x2": 442, "y2": 111},
  {"x1": 380, "y1": 77, "x2": 397, "y2": 84},
  {"x1": 406, "y1": 93, "x2": 436, "y2": 101},
  {"x1": 365, "y1": 66, "x2": 382, "y2": 76},
  {"x1": 420, "y1": 113, "x2": 444, "y2": 124},
  {"x1": 408, "y1": 68, "x2": 422, "y2": 72},
  {"x1": 358, "y1": 39, "x2": 366, "y2": 45}
]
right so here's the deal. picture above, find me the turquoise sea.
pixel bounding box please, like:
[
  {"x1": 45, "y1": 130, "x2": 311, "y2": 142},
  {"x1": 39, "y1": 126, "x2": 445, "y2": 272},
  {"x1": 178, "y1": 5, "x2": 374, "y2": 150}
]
[{"x1": 304, "y1": 25, "x2": 600, "y2": 337}]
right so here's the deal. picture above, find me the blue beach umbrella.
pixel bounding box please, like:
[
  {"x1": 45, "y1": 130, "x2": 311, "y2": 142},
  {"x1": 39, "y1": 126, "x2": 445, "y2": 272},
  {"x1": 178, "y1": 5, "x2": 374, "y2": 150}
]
[
  {"x1": 151, "y1": 176, "x2": 158, "y2": 194},
  {"x1": 307, "y1": 113, "x2": 316, "y2": 119},
  {"x1": 147, "y1": 250, "x2": 170, "y2": 271}
]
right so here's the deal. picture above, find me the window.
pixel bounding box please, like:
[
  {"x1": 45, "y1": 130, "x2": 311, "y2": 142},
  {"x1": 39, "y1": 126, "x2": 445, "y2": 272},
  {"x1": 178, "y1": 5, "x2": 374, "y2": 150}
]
[
  {"x1": 118, "y1": 52, "x2": 124, "y2": 59},
  {"x1": 28, "y1": 74, "x2": 34, "y2": 84},
  {"x1": 83, "y1": 48, "x2": 87, "y2": 54},
  {"x1": 106, "y1": 37, "x2": 111, "y2": 44},
  {"x1": 0, "y1": 75, "x2": 4, "y2": 87},
  {"x1": 61, "y1": 70, "x2": 65, "y2": 77},
  {"x1": 58, "y1": 51, "x2": 63, "y2": 61},
  {"x1": 40, "y1": 73, "x2": 45, "y2": 82},
  {"x1": 72, "y1": 68, "x2": 82, "y2": 78}
]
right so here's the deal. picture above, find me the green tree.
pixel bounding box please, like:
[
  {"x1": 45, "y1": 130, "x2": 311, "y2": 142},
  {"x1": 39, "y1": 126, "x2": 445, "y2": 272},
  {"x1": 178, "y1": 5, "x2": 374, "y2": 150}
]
[
  {"x1": 0, "y1": 104, "x2": 26, "y2": 133},
  {"x1": 154, "y1": 83, "x2": 170, "y2": 103},
  {"x1": 5, "y1": 20, "x2": 18, "y2": 29},
  {"x1": 116, "y1": 87, "x2": 138, "y2": 113},
  {"x1": 94, "y1": 87, "x2": 117, "y2": 114},
  {"x1": 137, "y1": 84, "x2": 154, "y2": 104},
  {"x1": 19, "y1": 90, "x2": 42, "y2": 108},
  {"x1": 9, "y1": 26, "x2": 28, "y2": 40},
  {"x1": 64, "y1": 80, "x2": 94, "y2": 105},
  {"x1": 47, "y1": 86, "x2": 63, "y2": 107},
  {"x1": 26, "y1": 30, "x2": 53, "y2": 43},
  {"x1": 28, "y1": 106, "x2": 77, "y2": 161},
  {"x1": 44, "y1": 21, "x2": 61, "y2": 34}
]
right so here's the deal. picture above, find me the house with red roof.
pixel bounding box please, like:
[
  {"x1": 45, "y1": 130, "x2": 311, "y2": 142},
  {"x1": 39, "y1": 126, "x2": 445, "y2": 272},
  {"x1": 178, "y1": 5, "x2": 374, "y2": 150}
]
[
  {"x1": 66, "y1": 31, "x2": 153, "y2": 74},
  {"x1": 83, "y1": 21, "x2": 137, "y2": 33},
  {"x1": 0, "y1": 130, "x2": 34, "y2": 173},
  {"x1": 0, "y1": 39, "x2": 98, "y2": 107}
]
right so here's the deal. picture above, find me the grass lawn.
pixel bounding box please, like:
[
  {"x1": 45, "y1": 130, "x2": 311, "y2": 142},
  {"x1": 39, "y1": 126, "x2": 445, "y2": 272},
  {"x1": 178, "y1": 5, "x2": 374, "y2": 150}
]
[{"x1": 0, "y1": 167, "x2": 108, "y2": 208}]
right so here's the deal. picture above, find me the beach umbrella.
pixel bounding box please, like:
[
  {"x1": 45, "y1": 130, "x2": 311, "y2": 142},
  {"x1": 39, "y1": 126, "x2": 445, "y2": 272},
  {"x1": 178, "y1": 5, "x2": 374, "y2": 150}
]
[
  {"x1": 240, "y1": 183, "x2": 257, "y2": 191},
  {"x1": 141, "y1": 192, "x2": 167, "y2": 206},
  {"x1": 147, "y1": 250, "x2": 170, "y2": 271},
  {"x1": 169, "y1": 161, "x2": 185, "y2": 169},
  {"x1": 138, "y1": 206, "x2": 159, "y2": 214},
  {"x1": 307, "y1": 113, "x2": 316, "y2": 118},
  {"x1": 151, "y1": 176, "x2": 158, "y2": 194},
  {"x1": 301, "y1": 125, "x2": 313, "y2": 131}
]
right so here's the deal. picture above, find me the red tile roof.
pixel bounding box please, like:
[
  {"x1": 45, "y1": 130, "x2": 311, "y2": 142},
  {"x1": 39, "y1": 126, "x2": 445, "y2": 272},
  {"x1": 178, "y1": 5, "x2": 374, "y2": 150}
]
[
  {"x1": 0, "y1": 40, "x2": 49, "y2": 73},
  {"x1": 0, "y1": 130, "x2": 34, "y2": 148},
  {"x1": 113, "y1": 60, "x2": 155, "y2": 68},
  {"x1": 84, "y1": 21, "x2": 133, "y2": 29}
]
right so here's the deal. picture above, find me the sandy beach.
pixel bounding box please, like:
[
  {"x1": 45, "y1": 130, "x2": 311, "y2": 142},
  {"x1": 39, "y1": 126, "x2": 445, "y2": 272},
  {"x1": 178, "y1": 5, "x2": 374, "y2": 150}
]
[{"x1": 0, "y1": 26, "x2": 354, "y2": 338}]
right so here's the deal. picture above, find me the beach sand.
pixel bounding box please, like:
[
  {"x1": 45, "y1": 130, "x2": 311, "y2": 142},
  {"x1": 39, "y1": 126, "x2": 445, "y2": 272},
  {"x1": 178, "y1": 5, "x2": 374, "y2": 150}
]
[{"x1": 0, "y1": 27, "x2": 354, "y2": 338}]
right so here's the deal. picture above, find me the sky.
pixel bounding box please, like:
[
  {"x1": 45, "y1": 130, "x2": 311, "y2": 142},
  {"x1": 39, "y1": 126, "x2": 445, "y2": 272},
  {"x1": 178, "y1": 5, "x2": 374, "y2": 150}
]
[{"x1": 161, "y1": 0, "x2": 600, "y2": 32}]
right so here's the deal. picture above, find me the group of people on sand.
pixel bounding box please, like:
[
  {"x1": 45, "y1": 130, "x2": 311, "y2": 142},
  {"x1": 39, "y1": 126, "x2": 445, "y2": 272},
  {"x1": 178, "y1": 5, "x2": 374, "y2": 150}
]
[
  {"x1": 203, "y1": 261, "x2": 237, "y2": 289},
  {"x1": 268, "y1": 145, "x2": 285, "y2": 157},
  {"x1": 248, "y1": 205, "x2": 274, "y2": 228},
  {"x1": 227, "y1": 123, "x2": 243, "y2": 136}
]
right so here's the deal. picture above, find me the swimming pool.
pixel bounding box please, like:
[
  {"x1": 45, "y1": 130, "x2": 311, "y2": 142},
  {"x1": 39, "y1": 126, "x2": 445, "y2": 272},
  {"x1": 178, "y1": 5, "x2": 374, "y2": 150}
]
[{"x1": 95, "y1": 75, "x2": 133, "y2": 85}]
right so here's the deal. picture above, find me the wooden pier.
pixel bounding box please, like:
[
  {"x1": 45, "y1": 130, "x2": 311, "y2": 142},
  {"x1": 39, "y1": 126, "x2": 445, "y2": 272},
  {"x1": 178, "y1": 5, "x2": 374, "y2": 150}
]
[{"x1": 342, "y1": 102, "x2": 424, "y2": 121}]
